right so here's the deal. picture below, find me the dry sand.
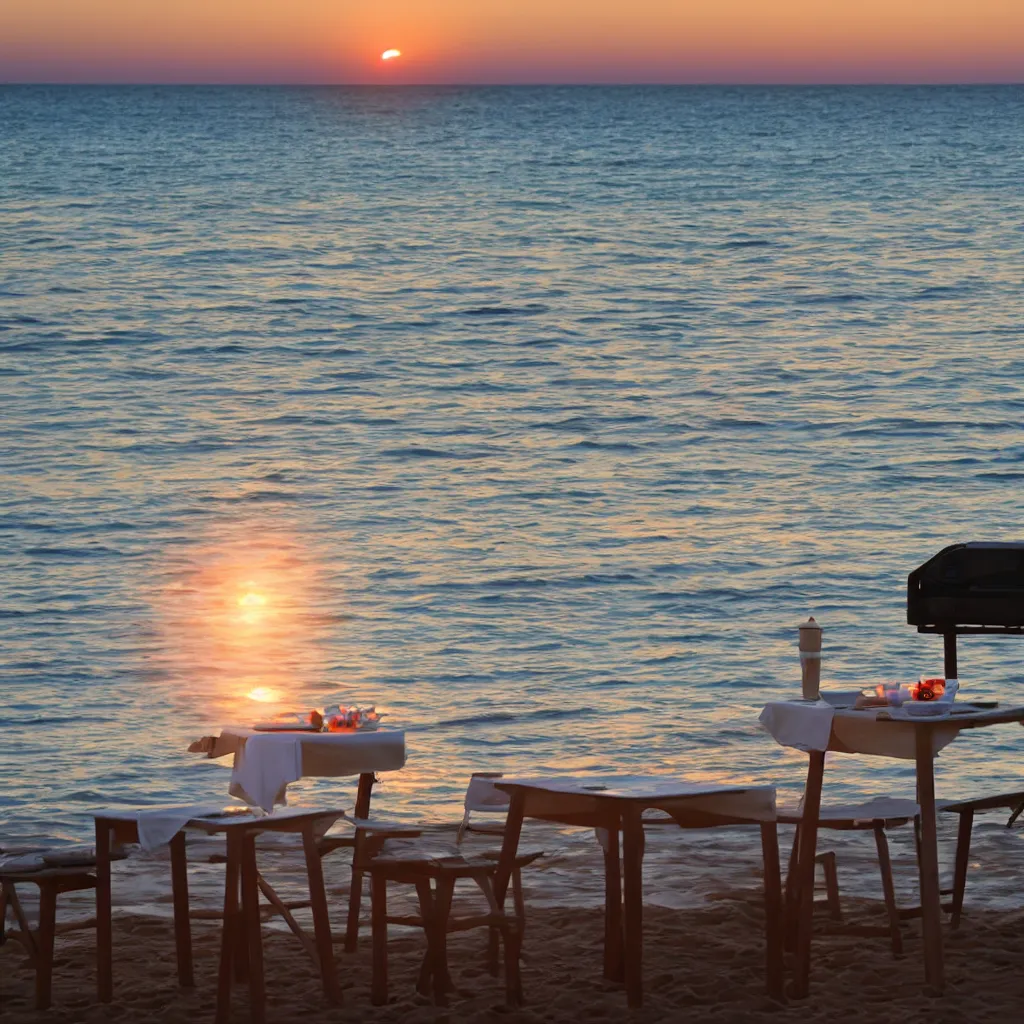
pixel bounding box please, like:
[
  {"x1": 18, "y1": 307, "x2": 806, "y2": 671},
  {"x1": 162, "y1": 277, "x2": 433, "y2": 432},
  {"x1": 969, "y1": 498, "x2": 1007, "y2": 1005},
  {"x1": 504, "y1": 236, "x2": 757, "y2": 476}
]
[{"x1": 3, "y1": 892, "x2": 1023, "y2": 1023}]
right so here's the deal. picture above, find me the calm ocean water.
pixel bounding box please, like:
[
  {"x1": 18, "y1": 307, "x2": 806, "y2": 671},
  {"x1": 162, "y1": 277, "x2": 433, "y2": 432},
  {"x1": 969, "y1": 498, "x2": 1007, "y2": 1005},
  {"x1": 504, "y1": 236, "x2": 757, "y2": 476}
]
[{"x1": 3, "y1": 85, "x2": 1024, "y2": 910}]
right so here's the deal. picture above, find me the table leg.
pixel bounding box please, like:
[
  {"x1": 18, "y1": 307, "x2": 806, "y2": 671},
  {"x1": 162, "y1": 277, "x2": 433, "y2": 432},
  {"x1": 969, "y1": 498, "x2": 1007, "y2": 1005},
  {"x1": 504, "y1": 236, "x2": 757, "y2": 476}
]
[
  {"x1": 170, "y1": 832, "x2": 194, "y2": 988},
  {"x1": 303, "y1": 822, "x2": 341, "y2": 1005},
  {"x1": 493, "y1": 792, "x2": 525, "y2": 909},
  {"x1": 35, "y1": 882, "x2": 57, "y2": 1011},
  {"x1": 621, "y1": 804, "x2": 645, "y2": 1009},
  {"x1": 216, "y1": 830, "x2": 242, "y2": 1024},
  {"x1": 95, "y1": 819, "x2": 113, "y2": 1003},
  {"x1": 240, "y1": 834, "x2": 266, "y2": 1024},
  {"x1": 415, "y1": 879, "x2": 435, "y2": 997},
  {"x1": 792, "y1": 749, "x2": 825, "y2": 999},
  {"x1": 602, "y1": 819, "x2": 624, "y2": 982},
  {"x1": 355, "y1": 772, "x2": 375, "y2": 818},
  {"x1": 915, "y1": 727, "x2": 945, "y2": 994},
  {"x1": 371, "y1": 871, "x2": 389, "y2": 1006},
  {"x1": 760, "y1": 822, "x2": 785, "y2": 1003},
  {"x1": 950, "y1": 808, "x2": 974, "y2": 930}
]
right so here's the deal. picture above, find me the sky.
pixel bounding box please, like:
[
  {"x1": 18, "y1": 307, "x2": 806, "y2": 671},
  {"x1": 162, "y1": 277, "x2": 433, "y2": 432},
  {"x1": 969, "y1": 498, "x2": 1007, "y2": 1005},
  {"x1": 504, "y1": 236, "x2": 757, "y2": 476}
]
[{"x1": 2, "y1": 0, "x2": 1023, "y2": 84}]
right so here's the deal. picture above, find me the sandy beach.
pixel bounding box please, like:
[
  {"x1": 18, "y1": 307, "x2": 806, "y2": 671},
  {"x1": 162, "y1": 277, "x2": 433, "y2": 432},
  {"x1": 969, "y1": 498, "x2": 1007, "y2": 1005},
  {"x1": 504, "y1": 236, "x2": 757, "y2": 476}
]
[
  {"x1": 4, "y1": 893, "x2": 1022, "y2": 1023},
  {"x1": 4, "y1": 822, "x2": 1023, "y2": 1024}
]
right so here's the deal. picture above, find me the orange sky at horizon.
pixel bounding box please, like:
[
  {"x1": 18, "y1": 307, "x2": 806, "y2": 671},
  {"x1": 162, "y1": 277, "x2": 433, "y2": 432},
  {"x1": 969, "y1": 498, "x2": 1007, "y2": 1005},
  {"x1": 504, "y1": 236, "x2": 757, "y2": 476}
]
[{"x1": 2, "y1": 0, "x2": 1023, "y2": 83}]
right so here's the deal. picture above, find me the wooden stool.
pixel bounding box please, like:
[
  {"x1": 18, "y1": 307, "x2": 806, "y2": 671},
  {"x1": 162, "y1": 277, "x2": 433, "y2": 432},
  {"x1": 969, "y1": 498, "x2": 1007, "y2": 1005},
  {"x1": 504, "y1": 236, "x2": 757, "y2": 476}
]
[
  {"x1": 367, "y1": 843, "x2": 542, "y2": 1008},
  {"x1": 940, "y1": 790, "x2": 1024, "y2": 929},
  {"x1": 780, "y1": 798, "x2": 919, "y2": 959},
  {"x1": 317, "y1": 816, "x2": 422, "y2": 953},
  {"x1": 1, "y1": 864, "x2": 100, "y2": 1010}
]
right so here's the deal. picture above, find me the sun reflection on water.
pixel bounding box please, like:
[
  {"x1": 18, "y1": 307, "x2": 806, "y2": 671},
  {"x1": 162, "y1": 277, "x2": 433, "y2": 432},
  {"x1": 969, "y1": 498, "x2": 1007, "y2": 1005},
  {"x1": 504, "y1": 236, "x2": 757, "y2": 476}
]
[{"x1": 152, "y1": 524, "x2": 339, "y2": 718}]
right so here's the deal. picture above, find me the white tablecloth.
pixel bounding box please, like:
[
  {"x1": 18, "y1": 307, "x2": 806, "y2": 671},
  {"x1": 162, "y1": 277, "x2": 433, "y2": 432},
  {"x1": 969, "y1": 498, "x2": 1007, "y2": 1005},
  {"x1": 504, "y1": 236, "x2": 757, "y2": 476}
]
[
  {"x1": 94, "y1": 804, "x2": 347, "y2": 851},
  {"x1": 205, "y1": 728, "x2": 406, "y2": 811},
  {"x1": 760, "y1": 700, "x2": 979, "y2": 759}
]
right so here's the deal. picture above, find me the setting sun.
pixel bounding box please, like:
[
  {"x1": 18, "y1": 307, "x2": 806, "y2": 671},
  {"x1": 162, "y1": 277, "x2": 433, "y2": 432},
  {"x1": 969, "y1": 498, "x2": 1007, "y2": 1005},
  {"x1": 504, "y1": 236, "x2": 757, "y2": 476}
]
[{"x1": 381, "y1": 48, "x2": 402, "y2": 61}]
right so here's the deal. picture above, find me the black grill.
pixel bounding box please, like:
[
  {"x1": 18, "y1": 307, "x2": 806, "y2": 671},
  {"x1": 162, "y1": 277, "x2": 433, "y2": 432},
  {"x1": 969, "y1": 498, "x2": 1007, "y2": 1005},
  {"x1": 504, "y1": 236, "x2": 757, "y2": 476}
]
[{"x1": 907, "y1": 542, "x2": 1024, "y2": 676}]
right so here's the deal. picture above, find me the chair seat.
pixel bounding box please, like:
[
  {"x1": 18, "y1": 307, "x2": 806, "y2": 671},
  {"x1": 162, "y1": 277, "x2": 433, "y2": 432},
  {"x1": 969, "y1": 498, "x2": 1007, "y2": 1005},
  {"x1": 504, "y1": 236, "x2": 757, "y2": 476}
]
[
  {"x1": 778, "y1": 797, "x2": 920, "y2": 828},
  {"x1": 370, "y1": 838, "x2": 542, "y2": 877},
  {"x1": 318, "y1": 819, "x2": 422, "y2": 855},
  {"x1": 1, "y1": 845, "x2": 126, "y2": 879},
  {"x1": 939, "y1": 791, "x2": 1024, "y2": 815}
]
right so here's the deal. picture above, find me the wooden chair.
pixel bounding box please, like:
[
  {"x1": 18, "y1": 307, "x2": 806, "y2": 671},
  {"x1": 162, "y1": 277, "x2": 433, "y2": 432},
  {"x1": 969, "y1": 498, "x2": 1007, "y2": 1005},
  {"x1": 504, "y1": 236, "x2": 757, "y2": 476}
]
[
  {"x1": 0, "y1": 847, "x2": 124, "y2": 1010},
  {"x1": 940, "y1": 790, "x2": 1024, "y2": 929},
  {"x1": 780, "y1": 797, "x2": 919, "y2": 958},
  {"x1": 366, "y1": 840, "x2": 542, "y2": 1008},
  {"x1": 331, "y1": 772, "x2": 537, "y2": 956},
  {"x1": 318, "y1": 818, "x2": 422, "y2": 952}
]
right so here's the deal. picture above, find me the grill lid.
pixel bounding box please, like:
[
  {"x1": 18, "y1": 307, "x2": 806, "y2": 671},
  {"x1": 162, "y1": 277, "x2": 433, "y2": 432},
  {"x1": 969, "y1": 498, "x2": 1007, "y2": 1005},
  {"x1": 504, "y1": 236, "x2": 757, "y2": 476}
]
[{"x1": 907, "y1": 542, "x2": 1024, "y2": 633}]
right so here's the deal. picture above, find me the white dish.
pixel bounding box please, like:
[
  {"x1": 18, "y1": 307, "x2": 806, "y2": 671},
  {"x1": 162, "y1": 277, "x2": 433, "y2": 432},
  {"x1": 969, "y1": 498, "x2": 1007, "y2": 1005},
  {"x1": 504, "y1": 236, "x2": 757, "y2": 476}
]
[{"x1": 904, "y1": 702, "x2": 951, "y2": 717}]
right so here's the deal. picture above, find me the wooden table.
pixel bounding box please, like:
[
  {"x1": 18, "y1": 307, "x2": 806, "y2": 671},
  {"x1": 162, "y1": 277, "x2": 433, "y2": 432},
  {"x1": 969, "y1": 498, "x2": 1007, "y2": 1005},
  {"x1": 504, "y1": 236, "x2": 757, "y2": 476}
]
[
  {"x1": 197, "y1": 727, "x2": 406, "y2": 812},
  {"x1": 194, "y1": 726, "x2": 408, "y2": 952},
  {"x1": 491, "y1": 776, "x2": 782, "y2": 1009},
  {"x1": 94, "y1": 806, "x2": 346, "y2": 1024},
  {"x1": 760, "y1": 701, "x2": 1024, "y2": 997}
]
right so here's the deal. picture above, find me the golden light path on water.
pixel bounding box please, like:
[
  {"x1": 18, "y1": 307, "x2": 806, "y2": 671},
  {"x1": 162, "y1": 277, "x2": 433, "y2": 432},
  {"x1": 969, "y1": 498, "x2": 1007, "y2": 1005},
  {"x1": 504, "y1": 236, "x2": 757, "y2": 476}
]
[{"x1": 150, "y1": 523, "x2": 348, "y2": 721}]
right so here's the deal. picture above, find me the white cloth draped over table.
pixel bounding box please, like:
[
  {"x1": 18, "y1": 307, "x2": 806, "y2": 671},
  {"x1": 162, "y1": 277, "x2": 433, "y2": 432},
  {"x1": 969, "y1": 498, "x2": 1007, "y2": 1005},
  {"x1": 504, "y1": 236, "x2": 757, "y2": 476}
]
[
  {"x1": 758, "y1": 700, "x2": 972, "y2": 759},
  {"x1": 94, "y1": 804, "x2": 348, "y2": 852},
  {"x1": 205, "y1": 727, "x2": 407, "y2": 812},
  {"x1": 91, "y1": 803, "x2": 238, "y2": 851}
]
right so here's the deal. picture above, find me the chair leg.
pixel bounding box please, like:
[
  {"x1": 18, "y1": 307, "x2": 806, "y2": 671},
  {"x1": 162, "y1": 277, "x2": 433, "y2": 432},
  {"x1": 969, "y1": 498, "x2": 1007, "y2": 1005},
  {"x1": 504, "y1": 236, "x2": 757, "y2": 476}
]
[
  {"x1": 35, "y1": 882, "x2": 58, "y2": 1011},
  {"x1": 344, "y1": 831, "x2": 365, "y2": 954},
  {"x1": 950, "y1": 809, "x2": 974, "y2": 930},
  {"x1": 371, "y1": 872, "x2": 389, "y2": 1006},
  {"x1": 784, "y1": 824, "x2": 801, "y2": 949},
  {"x1": 512, "y1": 866, "x2": 526, "y2": 933},
  {"x1": 415, "y1": 880, "x2": 436, "y2": 997},
  {"x1": 431, "y1": 876, "x2": 456, "y2": 1006},
  {"x1": 480, "y1": 873, "x2": 523, "y2": 1009},
  {"x1": 873, "y1": 824, "x2": 903, "y2": 958},
  {"x1": 819, "y1": 851, "x2": 842, "y2": 921},
  {"x1": 5, "y1": 884, "x2": 37, "y2": 959}
]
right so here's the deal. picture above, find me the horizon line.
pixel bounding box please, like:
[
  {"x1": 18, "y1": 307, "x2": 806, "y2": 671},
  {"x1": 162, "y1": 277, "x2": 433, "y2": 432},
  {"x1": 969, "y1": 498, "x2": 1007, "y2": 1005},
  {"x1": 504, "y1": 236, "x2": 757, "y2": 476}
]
[{"x1": 3, "y1": 79, "x2": 1024, "y2": 88}]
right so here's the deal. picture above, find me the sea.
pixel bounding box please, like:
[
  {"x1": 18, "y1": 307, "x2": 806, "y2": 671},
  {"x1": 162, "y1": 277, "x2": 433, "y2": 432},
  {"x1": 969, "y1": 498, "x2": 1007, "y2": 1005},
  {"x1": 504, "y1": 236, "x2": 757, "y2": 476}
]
[{"x1": 3, "y1": 85, "x2": 1024, "y2": 915}]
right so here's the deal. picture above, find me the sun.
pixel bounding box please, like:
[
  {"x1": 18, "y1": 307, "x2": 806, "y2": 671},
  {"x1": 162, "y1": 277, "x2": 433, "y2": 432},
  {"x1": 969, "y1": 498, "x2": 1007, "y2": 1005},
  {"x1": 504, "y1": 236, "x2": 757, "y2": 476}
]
[{"x1": 381, "y1": 49, "x2": 401, "y2": 61}]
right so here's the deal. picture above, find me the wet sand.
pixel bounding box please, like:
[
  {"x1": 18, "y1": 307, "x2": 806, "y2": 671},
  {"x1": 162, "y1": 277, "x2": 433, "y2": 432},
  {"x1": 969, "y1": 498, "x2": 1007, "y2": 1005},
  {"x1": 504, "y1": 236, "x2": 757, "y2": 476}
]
[{"x1": 3, "y1": 890, "x2": 1022, "y2": 1023}]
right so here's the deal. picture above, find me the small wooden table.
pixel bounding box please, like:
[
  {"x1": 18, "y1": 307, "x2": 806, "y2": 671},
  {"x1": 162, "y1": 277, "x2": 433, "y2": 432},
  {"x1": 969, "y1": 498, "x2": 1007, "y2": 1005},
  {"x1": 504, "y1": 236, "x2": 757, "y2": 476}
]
[
  {"x1": 761, "y1": 700, "x2": 1024, "y2": 997},
  {"x1": 192, "y1": 726, "x2": 408, "y2": 953},
  {"x1": 196, "y1": 727, "x2": 406, "y2": 813},
  {"x1": 491, "y1": 776, "x2": 782, "y2": 1009},
  {"x1": 94, "y1": 806, "x2": 346, "y2": 1024}
]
